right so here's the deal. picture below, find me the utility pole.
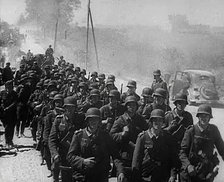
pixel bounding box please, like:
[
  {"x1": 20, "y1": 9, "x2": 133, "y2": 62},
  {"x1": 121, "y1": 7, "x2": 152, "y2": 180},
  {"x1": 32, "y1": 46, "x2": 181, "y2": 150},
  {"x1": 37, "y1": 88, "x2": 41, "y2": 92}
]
[
  {"x1": 86, "y1": 0, "x2": 99, "y2": 71},
  {"x1": 85, "y1": 0, "x2": 90, "y2": 70},
  {"x1": 54, "y1": 1, "x2": 60, "y2": 53}
]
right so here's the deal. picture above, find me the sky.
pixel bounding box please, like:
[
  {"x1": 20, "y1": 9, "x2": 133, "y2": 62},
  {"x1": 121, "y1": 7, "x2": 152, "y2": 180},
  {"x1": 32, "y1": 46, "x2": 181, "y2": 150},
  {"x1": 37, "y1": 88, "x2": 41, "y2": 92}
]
[{"x1": 1, "y1": 0, "x2": 224, "y2": 28}]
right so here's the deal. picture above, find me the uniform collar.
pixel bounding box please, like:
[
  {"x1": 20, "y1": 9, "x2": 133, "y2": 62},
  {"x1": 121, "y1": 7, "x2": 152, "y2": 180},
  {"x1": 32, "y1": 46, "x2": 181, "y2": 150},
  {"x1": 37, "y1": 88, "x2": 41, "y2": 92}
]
[
  {"x1": 85, "y1": 128, "x2": 93, "y2": 137},
  {"x1": 147, "y1": 128, "x2": 161, "y2": 139},
  {"x1": 196, "y1": 122, "x2": 209, "y2": 132}
]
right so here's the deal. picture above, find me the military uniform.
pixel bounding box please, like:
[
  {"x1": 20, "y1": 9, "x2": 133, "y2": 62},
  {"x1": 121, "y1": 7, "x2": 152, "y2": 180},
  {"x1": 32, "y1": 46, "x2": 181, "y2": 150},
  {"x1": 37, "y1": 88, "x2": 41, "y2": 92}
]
[
  {"x1": 67, "y1": 128, "x2": 124, "y2": 182},
  {"x1": 132, "y1": 130, "x2": 179, "y2": 182},
  {"x1": 179, "y1": 123, "x2": 224, "y2": 182},
  {"x1": 43, "y1": 108, "x2": 64, "y2": 171},
  {"x1": 110, "y1": 112, "x2": 148, "y2": 180},
  {"x1": 142, "y1": 102, "x2": 171, "y2": 121},
  {"x1": 0, "y1": 86, "x2": 18, "y2": 145},
  {"x1": 164, "y1": 108, "x2": 193, "y2": 144},
  {"x1": 100, "y1": 103, "x2": 126, "y2": 132},
  {"x1": 151, "y1": 78, "x2": 168, "y2": 93}
]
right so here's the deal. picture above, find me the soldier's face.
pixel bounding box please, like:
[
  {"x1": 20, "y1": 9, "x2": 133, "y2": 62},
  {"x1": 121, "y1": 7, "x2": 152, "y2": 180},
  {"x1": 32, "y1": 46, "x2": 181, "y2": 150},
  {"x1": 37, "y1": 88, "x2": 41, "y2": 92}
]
[
  {"x1": 154, "y1": 75, "x2": 160, "y2": 80},
  {"x1": 88, "y1": 117, "x2": 100, "y2": 134},
  {"x1": 91, "y1": 95, "x2": 99, "y2": 103},
  {"x1": 198, "y1": 114, "x2": 210, "y2": 127},
  {"x1": 128, "y1": 87, "x2": 136, "y2": 93},
  {"x1": 55, "y1": 100, "x2": 63, "y2": 107},
  {"x1": 64, "y1": 105, "x2": 76, "y2": 115},
  {"x1": 109, "y1": 96, "x2": 117, "y2": 106},
  {"x1": 126, "y1": 102, "x2": 138, "y2": 114},
  {"x1": 152, "y1": 118, "x2": 163, "y2": 131},
  {"x1": 154, "y1": 96, "x2": 164, "y2": 105},
  {"x1": 176, "y1": 101, "x2": 187, "y2": 112}
]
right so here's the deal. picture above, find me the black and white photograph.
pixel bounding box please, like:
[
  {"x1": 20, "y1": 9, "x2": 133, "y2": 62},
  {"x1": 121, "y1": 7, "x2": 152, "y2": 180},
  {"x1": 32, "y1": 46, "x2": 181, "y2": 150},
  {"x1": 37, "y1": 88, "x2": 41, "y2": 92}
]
[{"x1": 0, "y1": 0, "x2": 224, "y2": 182}]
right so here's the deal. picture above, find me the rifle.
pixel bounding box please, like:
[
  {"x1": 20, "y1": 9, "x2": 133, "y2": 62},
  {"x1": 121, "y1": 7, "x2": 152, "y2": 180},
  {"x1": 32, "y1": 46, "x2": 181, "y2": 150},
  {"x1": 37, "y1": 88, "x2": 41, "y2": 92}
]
[
  {"x1": 120, "y1": 83, "x2": 123, "y2": 94},
  {"x1": 60, "y1": 126, "x2": 76, "y2": 149}
]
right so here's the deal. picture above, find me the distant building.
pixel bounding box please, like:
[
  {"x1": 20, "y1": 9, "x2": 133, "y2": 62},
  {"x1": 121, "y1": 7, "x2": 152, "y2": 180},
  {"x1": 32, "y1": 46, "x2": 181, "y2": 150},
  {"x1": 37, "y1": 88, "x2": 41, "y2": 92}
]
[{"x1": 168, "y1": 15, "x2": 210, "y2": 34}]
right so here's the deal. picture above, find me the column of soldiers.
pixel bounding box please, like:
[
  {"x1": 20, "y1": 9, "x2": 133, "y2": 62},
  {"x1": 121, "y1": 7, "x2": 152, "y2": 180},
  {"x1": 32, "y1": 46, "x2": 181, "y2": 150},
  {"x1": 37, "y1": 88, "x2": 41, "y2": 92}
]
[{"x1": 0, "y1": 53, "x2": 224, "y2": 182}]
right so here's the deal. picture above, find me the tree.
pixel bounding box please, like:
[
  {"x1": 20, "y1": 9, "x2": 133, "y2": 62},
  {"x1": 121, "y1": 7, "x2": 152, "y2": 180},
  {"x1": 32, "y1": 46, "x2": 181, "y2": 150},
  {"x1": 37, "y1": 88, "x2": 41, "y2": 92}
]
[{"x1": 25, "y1": 0, "x2": 80, "y2": 32}]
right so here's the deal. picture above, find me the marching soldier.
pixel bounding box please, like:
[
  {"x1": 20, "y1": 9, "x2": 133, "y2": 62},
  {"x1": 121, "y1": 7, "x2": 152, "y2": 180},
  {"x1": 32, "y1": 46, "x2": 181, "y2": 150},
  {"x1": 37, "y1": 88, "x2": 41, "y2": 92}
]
[
  {"x1": 49, "y1": 96, "x2": 85, "y2": 182},
  {"x1": 43, "y1": 94, "x2": 64, "y2": 177},
  {"x1": 137, "y1": 87, "x2": 153, "y2": 116},
  {"x1": 142, "y1": 88, "x2": 171, "y2": 123},
  {"x1": 151, "y1": 69, "x2": 168, "y2": 93},
  {"x1": 67, "y1": 107, "x2": 126, "y2": 182},
  {"x1": 0, "y1": 80, "x2": 18, "y2": 148},
  {"x1": 45, "y1": 45, "x2": 54, "y2": 57},
  {"x1": 132, "y1": 109, "x2": 179, "y2": 182},
  {"x1": 164, "y1": 93, "x2": 193, "y2": 145},
  {"x1": 100, "y1": 90, "x2": 125, "y2": 132},
  {"x1": 2, "y1": 62, "x2": 14, "y2": 83},
  {"x1": 80, "y1": 89, "x2": 103, "y2": 113},
  {"x1": 179, "y1": 104, "x2": 224, "y2": 182},
  {"x1": 98, "y1": 73, "x2": 106, "y2": 92},
  {"x1": 110, "y1": 96, "x2": 148, "y2": 181},
  {"x1": 121, "y1": 80, "x2": 140, "y2": 103}
]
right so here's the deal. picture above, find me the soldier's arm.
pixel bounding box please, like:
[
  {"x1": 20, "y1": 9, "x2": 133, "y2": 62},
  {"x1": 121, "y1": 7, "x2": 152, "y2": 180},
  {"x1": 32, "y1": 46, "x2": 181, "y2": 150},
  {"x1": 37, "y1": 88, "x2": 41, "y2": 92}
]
[
  {"x1": 132, "y1": 133, "x2": 145, "y2": 181},
  {"x1": 5, "y1": 92, "x2": 18, "y2": 111},
  {"x1": 106, "y1": 132, "x2": 124, "y2": 175},
  {"x1": 43, "y1": 113, "x2": 52, "y2": 145},
  {"x1": 67, "y1": 132, "x2": 84, "y2": 171},
  {"x1": 179, "y1": 127, "x2": 193, "y2": 171},
  {"x1": 213, "y1": 125, "x2": 224, "y2": 160},
  {"x1": 142, "y1": 104, "x2": 152, "y2": 120},
  {"x1": 48, "y1": 118, "x2": 60, "y2": 159},
  {"x1": 110, "y1": 117, "x2": 125, "y2": 143}
]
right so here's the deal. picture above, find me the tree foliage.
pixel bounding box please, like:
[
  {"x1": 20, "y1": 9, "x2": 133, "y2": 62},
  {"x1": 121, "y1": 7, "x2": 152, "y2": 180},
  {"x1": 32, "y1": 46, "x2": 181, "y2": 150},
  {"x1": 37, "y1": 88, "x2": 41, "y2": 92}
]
[{"x1": 25, "y1": 0, "x2": 80, "y2": 31}]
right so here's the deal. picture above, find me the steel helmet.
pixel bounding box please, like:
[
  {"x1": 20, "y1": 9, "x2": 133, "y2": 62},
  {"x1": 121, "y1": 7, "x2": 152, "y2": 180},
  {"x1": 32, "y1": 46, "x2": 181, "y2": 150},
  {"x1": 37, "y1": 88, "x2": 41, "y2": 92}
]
[
  {"x1": 141, "y1": 87, "x2": 153, "y2": 97},
  {"x1": 108, "y1": 74, "x2": 115, "y2": 82},
  {"x1": 63, "y1": 96, "x2": 77, "y2": 106},
  {"x1": 153, "y1": 88, "x2": 167, "y2": 98},
  {"x1": 153, "y1": 69, "x2": 161, "y2": 76},
  {"x1": 109, "y1": 90, "x2": 121, "y2": 101},
  {"x1": 80, "y1": 69, "x2": 86, "y2": 75},
  {"x1": 127, "y1": 80, "x2": 137, "y2": 88},
  {"x1": 98, "y1": 73, "x2": 105, "y2": 80},
  {"x1": 85, "y1": 108, "x2": 101, "y2": 120},
  {"x1": 89, "y1": 83, "x2": 99, "y2": 90},
  {"x1": 78, "y1": 82, "x2": 88, "y2": 89},
  {"x1": 125, "y1": 96, "x2": 138, "y2": 107},
  {"x1": 90, "y1": 89, "x2": 100, "y2": 96},
  {"x1": 196, "y1": 104, "x2": 213, "y2": 118},
  {"x1": 91, "y1": 71, "x2": 98, "y2": 77},
  {"x1": 53, "y1": 94, "x2": 64, "y2": 101},
  {"x1": 173, "y1": 93, "x2": 188, "y2": 105},
  {"x1": 49, "y1": 91, "x2": 59, "y2": 100},
  {"x1": 75, "y1": 67, "x2": 80, "y2": 72},
  {"x1": 149, "y1": 109, "x2": 165, "y2": 121}
]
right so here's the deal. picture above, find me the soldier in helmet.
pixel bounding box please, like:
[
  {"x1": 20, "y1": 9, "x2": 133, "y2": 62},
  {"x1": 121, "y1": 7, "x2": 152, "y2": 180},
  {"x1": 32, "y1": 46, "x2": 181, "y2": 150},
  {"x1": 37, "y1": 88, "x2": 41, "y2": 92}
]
[
  {"x1": 49, "y1": 96, "x2": 85, "y2": 182},
  {"x1": 110, "y1": 96, "x2": 148, "y2": 181},
  {"x1": 45, "y1": 45, "x2": 54, "y2": 57},
  {"x1": 100, "y1": 79, "x2": 118, "y2": 105},
  {"x1": 43, "y1": 94, "x2": 64, "y2": 177},
  {"x1": 14, "y1": 64, "x2": 26, "y2": 86},
  {"x1": 121, "y1": 80, "x2": 140, "y2": 103},
  {"x1": 2, "y1": 62, "x2": 14, "y2": 83},
  {"x1": 137, "y1": 87, "x2": 153, "y2": 116},
  {"x1": 100, "y1": 90, "x2": 125, "y2": 132},
  {"x1": 67, "y1": 107, "x2": 126, "y2": 182},
  {"x1": 151, "y1": 69, "x2": 168, "y2": 93},
  {"x1": 132, "y1": 109, "x2": 179, "y2": 182},
  {"x1": 142, "y1": 88, "x2": 171, "y2": 124},
  {"x1": 98, "y1": 73, "x2": 106, "y2": 92},
  {"x1": 79, "y1": 69, "x2": 88, "y2": 83},
  {"x1": 58, "y1": 56, "x2": 65, "y2": 67},
  {"x1": 74, "y1": 67, "x2": 81, "y2": 78},
  {"x1": 75, "y1": 82, "x2": 89, "y2": 107},
  {"x1": 164, "y1": 93, "x2": 193, "y2": 145},
  {"x1": 179, "y1": 104, "x2": 224, "y2": 182},
  {"x1": 0, "y1": 80, "x2": 18, "y2": 148},
  {"x1": 89, "y1": 71, "x2": 98, "y2": 84},
  {"x1": 80, "y1": 89, "x2": 103, "y2": 113}
]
